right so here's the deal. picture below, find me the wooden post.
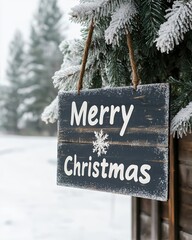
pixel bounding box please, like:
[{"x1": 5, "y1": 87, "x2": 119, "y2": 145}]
[
  {"x1": 169, "y1": 136, "x2": 178, "y2": 240},
  {"x1": 132, "y1": 197, "x2": 140, "y2": 240},
  {"x1": 151, "y1": 201, "x2": 161, "y2": 240}
]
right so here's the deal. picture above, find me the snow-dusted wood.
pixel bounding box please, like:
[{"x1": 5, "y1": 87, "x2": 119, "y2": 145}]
[{"x1": 57, "y1": 83, "x2": 170, "y2": 201}]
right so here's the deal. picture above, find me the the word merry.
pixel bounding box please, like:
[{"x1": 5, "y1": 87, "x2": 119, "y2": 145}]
[{"x1": 70, "y1": 101, "x2": 134, "y2": 136}]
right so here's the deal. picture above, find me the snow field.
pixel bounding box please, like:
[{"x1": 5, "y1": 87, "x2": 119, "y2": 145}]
[{"x1": 0, "y1": 135, "x2": 131, "y2": 240}]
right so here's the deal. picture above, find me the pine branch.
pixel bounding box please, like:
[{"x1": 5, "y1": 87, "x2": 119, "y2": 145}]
[
  {"x1": 155, "y1": 0, "x2": 192, "y2": 53},
  {"x1": 52, "y1": 65, "x2": 81, "y2": 90},
  {"x1": 97, "y1": 0, "x2": 126, "y2": 18},
  {"x1": 105, "y1": 2, "x2": 137, "y2": 46},
  {"x1": 70, "y1": 1, "x2": 103, "y2": 22},
  {"x1": 70, "y1": 0, "x2": 125, "y2": 22},
  {"x1": 105, "y1": 42, "x2": 130, "y2": 87},
  {"x1": 41, "y1": 96, "x2": 58, "y2": 124},
  {"x1": 141, "y1": 0, "x2": 166, "y2": 47},
  {"x1": 171, "y1": 101, "x2": 192, "y2": 138}
]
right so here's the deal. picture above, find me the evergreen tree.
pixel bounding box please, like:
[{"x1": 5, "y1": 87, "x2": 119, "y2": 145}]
[
  {"x1": 24, "y1": 0, "x2": 65, "y2": 135},
  {"x1": 0, "y1": 31, "x2": 25, "y2": 133},
  {"x1": 42, "y1": 0, "x2": 192, "y2": 138}
]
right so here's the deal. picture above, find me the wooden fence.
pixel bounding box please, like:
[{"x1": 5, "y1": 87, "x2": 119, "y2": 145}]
[{"x1": 132, "y1": 134, "x2": 192, "y2": 240}]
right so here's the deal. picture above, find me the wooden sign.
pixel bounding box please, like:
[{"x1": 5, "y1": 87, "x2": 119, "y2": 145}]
[{"x1": 57, "y1": 83, "x2": 170, "y2": 201}]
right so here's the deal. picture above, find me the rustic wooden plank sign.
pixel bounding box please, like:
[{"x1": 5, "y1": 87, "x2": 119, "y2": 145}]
[{"x1": 57, "y1": 83, "x2": 170, "y2": 201}]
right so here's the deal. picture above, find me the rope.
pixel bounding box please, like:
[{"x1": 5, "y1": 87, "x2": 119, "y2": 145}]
[
  {"x1": 126, "y1": 29, "x2": 140, "y2": 90},
  {"x1": 77, "y1": 23, "x2": 139, "y2": 93},
  {"x1": 77, "y1": 18, "x2": 94, "y2": 94}
]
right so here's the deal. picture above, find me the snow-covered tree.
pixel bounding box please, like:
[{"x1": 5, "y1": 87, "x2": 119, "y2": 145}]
[
  {"x1": 23, "y1": 0, "x2": 65, "y2": 135},
  {"x1": 42, "y1": 0, "x2": 192, "y2": 138},
  {"x1": 0, "y1": 31, "x2": 26, "y2": 133}
]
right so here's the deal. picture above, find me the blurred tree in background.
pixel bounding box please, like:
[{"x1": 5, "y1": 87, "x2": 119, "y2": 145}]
[
  {"x1": 0, "y1": 0, "x2": 66, "y2": 135},
  {"x1": 21, "y1": 0, "x2": 65, "y2": 135},
  {"x1": 0, "y1": 31, "x2": 26, "y2": 134}
]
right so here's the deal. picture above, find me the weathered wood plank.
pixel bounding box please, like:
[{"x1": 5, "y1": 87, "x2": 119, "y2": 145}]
[
  {"x1": 59, "y1": 127, "x2": 168, "y2": 147},
  {"x1": 180, "y1": 187, "x2": 192, "y2": 206},
  {"x1": 140, "y1": 199, "x2": 151, "y2": 215},
  {"x1": 169, "y1": 137, "x2": 179, "y2": 240},
  {"x1": 162, "y1": 221, "x2": 169, "y2": 240},
  {"x1": 58, "y1": 143, "x2": 168, "y2": 200},
  {"x1": 180, "y1": 231, "x2": 192, "y2": 240},
  {"x1": 178, "y1": 134, "x2": 192, "y2": 238},
  {"x1": 179, "y1": 164, "x2": 192, "y2": 188},
  {"x1": 161, "y1": 201, "x2": 169, "y2": 221},
  {"x1": 151, "y1": 200, "x2": 161, "y2": 240},
  {"x1": 179, "y1": 203, "x2": 192, "y2": 234},
  {"x1": 179, "y1": 151, "x2": 192, "y2": 165},
  {"x1": 132, "y1": 197, "x2": 140, "y2": 240},
  {"x1": 140, "y1": 213, "x2": 151, "y2": 240}
]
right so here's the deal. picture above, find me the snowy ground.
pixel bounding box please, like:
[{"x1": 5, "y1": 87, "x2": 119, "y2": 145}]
[{"x1": 0, "y1": 135, "x2": 131, "y2": 240}]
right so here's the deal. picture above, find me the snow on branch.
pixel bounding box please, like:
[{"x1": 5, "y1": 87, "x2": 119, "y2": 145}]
[
  {"x1": 59, "y1": 39, "x2": 82, "y2": 67},
  {"x1": 70, "y1": 0, "x2": 125, "y2": 22},
  {"x1": 52, "y1": 65, "x2": 81, "y2": 90},
  {"x1": 41, "y1": 96, "x2": 58, "y2": 124},
  {"x1": 105, "y1": 2, "x2": 137, "y2": 45},
  {"x1": 171, "y1": 102, "x2": 192, "y2": 138},
  {"x1": 70, "y1": 1, "x2": 106, "y2": 22},
  {"x1": 155, "y1": 0, "x2": 192, "y2": 53},
  {"x1": 97, "y1": 0, "x2": 125, "y2": 18}
]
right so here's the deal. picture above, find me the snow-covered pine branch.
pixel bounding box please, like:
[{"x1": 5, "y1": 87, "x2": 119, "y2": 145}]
[
  {"x1": 41, "y1": 96, "x2": 58, "y2": 124},
  {"x1": 52, "y1": 65, "x2": 81, "y2": 90},
  {"x1": 70, "y1": 1, "x2": 102, "y2": 22},
  {"x1": 59, "y1": 39, "x2": 82, "y2": 67},
  {"x1": 171, "y1": 101, "x2": 192, "y2": 138},
  {"x1": 97, "y1": 0, "x2": 125, "y2": 18},
  {"x1": 155, "y1": 0, "x2": 192, "y2": 53},
  {"x1": 105, "y1": 2, "x2": 137, "y2": 45},
  {"x1": 42, "y1": 64, "x2": 81, "y2": 124},
  {"x1": 70, "y1": 0, "x2": 125, "y2": 22},
  {"x1": 52, "y1": 39, "x2": 83, "y2": 91}
]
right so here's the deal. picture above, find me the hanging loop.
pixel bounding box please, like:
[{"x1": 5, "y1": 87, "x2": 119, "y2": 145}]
[
  {"x1": 77, "y1": 18, "x2": 94, "y2": 95},
  {"x1": 125, "y1": 28, "x2": 140, "y2": 90}
]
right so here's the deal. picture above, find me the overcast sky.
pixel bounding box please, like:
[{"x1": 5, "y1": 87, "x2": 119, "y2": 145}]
[{"x1": 0, "y1": 0, "x2": 80, "y2": 84}]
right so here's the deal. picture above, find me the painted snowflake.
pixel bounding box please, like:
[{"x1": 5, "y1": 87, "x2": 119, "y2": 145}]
[{"x1": 93, "y1": 129, "x2": 110, "y2": 157}]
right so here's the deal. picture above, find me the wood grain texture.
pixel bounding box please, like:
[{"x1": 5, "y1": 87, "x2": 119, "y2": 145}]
[
  {"x1": 140, "y1": 213, "x2": 151, "y2": 240},
  {"x1": 140, "y1": 199, "x2": 151, "y2": 215},
  {"x1": 57, "y1": 84, "x2": 170, "y2": 200},
  {"x1": 132, "y1": 197, "x2": 140, "y2": 240},
  {"x1": 178, "y1": 134, "x2": 192, "y2": 236},
  {"x1": 169, "y1": 137, "x2": 179, "y2": 240},
  {"x1": 133, "y1": 134, "x2": 192, "y2": 240},
  {"x1": 151, "y1": 200, "x2": 161, "y2": 240},
  {"x1": 161, "y1": 201, "x2": 169, "y2": 221}
]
